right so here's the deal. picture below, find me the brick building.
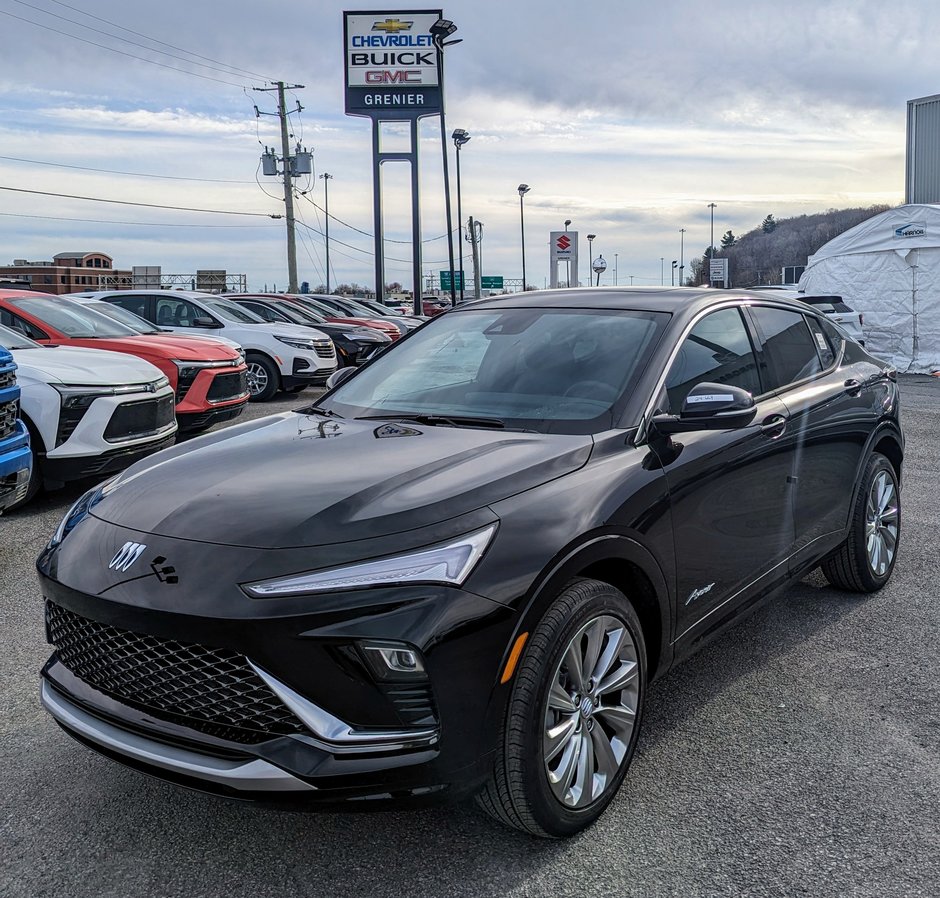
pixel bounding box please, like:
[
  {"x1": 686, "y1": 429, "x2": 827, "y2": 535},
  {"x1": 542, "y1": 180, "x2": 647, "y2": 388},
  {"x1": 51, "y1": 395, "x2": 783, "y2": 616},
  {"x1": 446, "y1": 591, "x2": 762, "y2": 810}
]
[{"x1": 0, "y1": 252, "x2": 132, "y2": 295}]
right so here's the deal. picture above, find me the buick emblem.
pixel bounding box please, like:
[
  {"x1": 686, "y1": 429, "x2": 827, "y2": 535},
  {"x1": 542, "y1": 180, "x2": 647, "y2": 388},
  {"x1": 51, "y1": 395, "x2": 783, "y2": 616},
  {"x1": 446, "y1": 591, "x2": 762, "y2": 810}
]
[{"x1": 108, "y1": 542, "x2": 147, "y2": 573}]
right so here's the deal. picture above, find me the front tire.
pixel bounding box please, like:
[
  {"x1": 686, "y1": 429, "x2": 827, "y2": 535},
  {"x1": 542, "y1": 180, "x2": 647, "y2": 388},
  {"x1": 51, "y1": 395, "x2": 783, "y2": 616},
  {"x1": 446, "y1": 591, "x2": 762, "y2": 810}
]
[
  {"x1": 822, "y1": 452, "x2": 900, "y2": 592},
  {"x1": 246, "y1": 354, "x2": 280, "y2": 402},
  {"x1": 477, "y1": 578, "x2": 646, "y2": 838}
]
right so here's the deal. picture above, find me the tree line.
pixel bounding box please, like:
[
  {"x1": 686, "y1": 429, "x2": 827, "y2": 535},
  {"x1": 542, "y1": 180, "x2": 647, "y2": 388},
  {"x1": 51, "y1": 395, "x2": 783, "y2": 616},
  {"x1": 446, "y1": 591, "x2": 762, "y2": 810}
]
[{"x1": 686, "y1": 204, "x2": 892, "y2": 287}]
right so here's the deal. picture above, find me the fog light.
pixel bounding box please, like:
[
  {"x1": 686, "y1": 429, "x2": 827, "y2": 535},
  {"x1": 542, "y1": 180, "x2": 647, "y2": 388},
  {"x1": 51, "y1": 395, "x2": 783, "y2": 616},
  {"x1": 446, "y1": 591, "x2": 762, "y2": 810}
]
[{"x1": 360, "y1": 642, "x2": 426, "y2": 680}]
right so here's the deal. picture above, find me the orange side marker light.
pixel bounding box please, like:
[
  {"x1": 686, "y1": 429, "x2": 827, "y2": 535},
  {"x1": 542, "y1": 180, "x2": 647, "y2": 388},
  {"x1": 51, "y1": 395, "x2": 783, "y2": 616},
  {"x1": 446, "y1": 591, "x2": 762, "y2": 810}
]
[{"x1": 500, "y1": 632, "x2": 529, "y2": 684}]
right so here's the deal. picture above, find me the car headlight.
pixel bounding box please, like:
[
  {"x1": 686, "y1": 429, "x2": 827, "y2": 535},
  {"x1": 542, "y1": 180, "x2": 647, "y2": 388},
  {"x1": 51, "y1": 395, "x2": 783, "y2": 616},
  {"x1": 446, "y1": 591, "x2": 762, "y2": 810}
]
[
  {"x1": 53, "y1": 378, "x2": 168, "y2": 408},
  {"x1": 48, "y1": 475, "x2": 121, "y2": 547},
  {"x1": 243, "y1": 523, "x2": 498, "y2": 598},
  {"x1": 274, "y1": 335, "x2": 320, "y2": 351}
]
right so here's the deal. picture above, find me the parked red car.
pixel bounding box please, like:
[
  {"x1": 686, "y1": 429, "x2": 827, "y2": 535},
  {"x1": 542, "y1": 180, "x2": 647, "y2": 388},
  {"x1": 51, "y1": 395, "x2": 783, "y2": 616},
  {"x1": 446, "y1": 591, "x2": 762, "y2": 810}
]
[
  {"x1": 0, "y1": 291, "x2": 249, "y2": 433},
  {"x1": 265, "y1": 295, "x2": 403, "y2": 342}
]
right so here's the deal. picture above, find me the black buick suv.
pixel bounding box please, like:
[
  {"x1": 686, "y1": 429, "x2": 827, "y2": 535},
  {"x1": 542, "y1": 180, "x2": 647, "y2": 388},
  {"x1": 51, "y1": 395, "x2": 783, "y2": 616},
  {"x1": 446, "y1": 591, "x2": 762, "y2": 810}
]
[{"x1": 37, "y1": 287, "x2": 903, "y2": 837}]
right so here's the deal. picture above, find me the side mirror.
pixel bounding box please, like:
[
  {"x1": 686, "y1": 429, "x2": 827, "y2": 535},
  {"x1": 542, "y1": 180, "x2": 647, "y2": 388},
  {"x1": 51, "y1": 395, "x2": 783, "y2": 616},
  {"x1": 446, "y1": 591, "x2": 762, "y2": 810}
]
[
  {"x1": 325, "y1": 366, "x2": 357, "y2": 390},
  {"x1": 652, "y1": 382, "x2": 756, "y2": 434},
  {"x1": 192, "y1": 317, "x2": 222, "y2": 328}
]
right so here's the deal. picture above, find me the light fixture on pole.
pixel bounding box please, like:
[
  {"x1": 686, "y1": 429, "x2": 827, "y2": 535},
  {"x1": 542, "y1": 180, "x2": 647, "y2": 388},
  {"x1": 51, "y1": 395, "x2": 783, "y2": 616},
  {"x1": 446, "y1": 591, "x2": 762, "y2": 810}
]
[
  {"x1": 679, "y1": 227, "x2": 686, "y2": 286},
  {"x1": 451, "y1": 129, "x2": 471, "y2": 302},
  {"x1": 431, "y1": 17, "x2": 462, "y2": 310},
  {"x1": 518, "y1": 184, "x2": 530, "y2": 292},
  {"x1": 587, "y1": 233, "x2": 596, "y2": 260},
  {"x1": 319, "y1": 172, "x2": 333, "y2": 293},
  {"x1": 671, "y1": 260, "x2": 678, "y2": 286}
]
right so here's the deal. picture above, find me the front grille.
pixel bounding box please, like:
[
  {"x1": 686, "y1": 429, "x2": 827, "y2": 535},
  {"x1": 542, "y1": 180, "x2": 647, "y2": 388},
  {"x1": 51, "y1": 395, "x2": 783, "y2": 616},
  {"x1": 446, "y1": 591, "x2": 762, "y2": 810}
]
[
  {"x1": 46, "y1": 602, "x2": 308, "y2": 744},
  {"x1": 206, "y1": 370, "x2": 248, "y2": 403},
  {"x1": 384, "y1": 682, "x2": 438, "y2": 727},
  {"x1": 103, "y1": 395, "x2": 175, "y2": 443},
  {"x1": 0, "y1": 399, "x2": 16, "y2": 440},
  {"x1": 175, "y1": 370, "x2": 198, "y2": 403},
  {"x1": 313, "y1": 340, "x2": 335, "y2": 360},
  {"x1": 0, "y1": 368, "x2": 14, "y2": 390}
]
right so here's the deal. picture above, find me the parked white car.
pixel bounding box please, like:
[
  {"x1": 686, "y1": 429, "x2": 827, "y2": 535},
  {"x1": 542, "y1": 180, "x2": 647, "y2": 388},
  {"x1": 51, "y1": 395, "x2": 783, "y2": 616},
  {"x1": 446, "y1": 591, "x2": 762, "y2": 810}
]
[
  {"x1": 749, "y1": 289, "x2": 866, "y2": 346},
  {"x1": 0, "y1": 323, "x2": 177, "y2": 506},
  {"x1": 74, "y1": 290, "x2": 337, "y2": 401}
]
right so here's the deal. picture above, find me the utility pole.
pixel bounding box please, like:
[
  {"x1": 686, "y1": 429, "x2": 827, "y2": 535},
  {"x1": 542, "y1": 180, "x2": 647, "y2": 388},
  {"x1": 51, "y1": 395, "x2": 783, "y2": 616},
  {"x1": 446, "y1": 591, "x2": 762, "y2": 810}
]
[
  {"x1": 254, "y1": 81, "x2": 306, "y2": 293},
  {"x1": 469, "y1": 216, "x2": 482, "y2": 299}
]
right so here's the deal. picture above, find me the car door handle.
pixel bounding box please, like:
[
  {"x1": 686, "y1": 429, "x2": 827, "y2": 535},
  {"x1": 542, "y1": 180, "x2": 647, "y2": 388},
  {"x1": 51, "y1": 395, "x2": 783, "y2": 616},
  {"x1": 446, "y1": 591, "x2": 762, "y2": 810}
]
[
  {"x1": 844, "y1": 378, "x2": 862, "y2": 396},
  {"x1": 760, "y1": 414, "x2": 788, "y2": 439}
]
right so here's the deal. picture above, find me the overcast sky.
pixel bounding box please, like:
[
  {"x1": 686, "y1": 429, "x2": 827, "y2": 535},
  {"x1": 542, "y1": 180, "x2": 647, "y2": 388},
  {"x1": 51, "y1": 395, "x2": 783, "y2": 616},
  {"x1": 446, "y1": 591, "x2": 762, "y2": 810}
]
[{"x1": 0, "y1": 0, "x2": 936, "y2": 292}]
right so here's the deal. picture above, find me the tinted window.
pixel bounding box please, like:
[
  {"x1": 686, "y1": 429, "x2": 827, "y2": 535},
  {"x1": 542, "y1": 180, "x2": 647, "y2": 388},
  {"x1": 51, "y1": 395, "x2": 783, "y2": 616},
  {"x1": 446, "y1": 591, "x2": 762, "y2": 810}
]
[
  {"x1": 6, "y1": 295, "x2": 138, "y2": 338},
  {"x1": 155, "y1": 297, "x2": 210, "y2": 328},
  {"x1": 804, "y1": 315, "x2": 836, "y2": 369},
  {"x1": 109, "y1": 295, "x2": 150, "y2": 320},
  {"x1": 0, "y1": 309, "x2": 48, "y2": 340},
  {"x1": 205, "y1": 299, "x2": 265, "y2": 323},
  {"x1": 664, "y1": 308, "x2": 761, "y2": 411},
  {"x1": 751, "y1": 306, "x2": 822, "y2": 390}
]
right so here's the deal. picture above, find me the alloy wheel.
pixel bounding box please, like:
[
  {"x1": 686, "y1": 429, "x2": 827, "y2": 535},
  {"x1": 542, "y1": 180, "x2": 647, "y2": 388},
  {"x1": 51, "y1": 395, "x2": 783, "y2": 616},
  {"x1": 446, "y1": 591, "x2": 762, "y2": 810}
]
[
  {"x1": 542, "y1": 614, "x2": 640, "y2": 808},
  {"x1": 246, "y1": 362, "x2": 268, "y2": 397},
  {"x1": 865, "y1": 469, "x2": 898, "y2": 576}
]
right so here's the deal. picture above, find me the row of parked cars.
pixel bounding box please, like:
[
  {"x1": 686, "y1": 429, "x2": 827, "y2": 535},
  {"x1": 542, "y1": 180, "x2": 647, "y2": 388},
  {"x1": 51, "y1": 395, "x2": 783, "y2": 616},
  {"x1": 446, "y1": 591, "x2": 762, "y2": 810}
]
[{"x1": 0, "y1": 288, "x2": 427, "y2": 511}]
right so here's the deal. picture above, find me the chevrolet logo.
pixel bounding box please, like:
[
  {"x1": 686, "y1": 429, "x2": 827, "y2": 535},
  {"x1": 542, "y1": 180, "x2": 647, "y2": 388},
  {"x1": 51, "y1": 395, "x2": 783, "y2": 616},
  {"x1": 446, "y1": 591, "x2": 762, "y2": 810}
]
[{"x1": 372, "y1": 18, "x2": 413, "y2": 33}]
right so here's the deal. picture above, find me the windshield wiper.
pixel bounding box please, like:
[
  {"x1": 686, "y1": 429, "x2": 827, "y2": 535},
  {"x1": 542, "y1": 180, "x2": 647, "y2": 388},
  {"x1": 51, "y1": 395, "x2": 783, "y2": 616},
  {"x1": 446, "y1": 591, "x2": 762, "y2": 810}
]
[
  {"x1": 297, "y1": 405, "x2": 344, "y2": 419},
  {"x1": 356, "y1": 413, "x2": 505, "y2": 429}
]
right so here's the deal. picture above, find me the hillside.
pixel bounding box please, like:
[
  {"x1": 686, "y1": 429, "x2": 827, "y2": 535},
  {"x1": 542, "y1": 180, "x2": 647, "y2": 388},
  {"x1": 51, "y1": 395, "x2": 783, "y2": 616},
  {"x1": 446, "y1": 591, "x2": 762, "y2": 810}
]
[{"x1": 690, "y1": 205, "x2": 893, "y2": 287}]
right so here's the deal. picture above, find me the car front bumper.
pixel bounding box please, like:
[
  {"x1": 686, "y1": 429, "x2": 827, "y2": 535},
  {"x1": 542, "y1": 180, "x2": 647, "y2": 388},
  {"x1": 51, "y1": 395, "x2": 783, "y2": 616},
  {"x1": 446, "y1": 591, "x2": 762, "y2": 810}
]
[{"x1": 37, "y1": 536, "x2": 517, "y2": 803}]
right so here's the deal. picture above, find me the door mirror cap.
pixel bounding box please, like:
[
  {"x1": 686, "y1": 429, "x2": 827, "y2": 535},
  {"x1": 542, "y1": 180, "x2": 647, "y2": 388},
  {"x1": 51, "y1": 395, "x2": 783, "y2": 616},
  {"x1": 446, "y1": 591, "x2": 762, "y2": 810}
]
[
  {"x1": 325, "y1": 366, "x2": 357, "y2": 390},
  {"x1": 192, "y1": 317, "x2": 222, "y2": 328},
  {"x1": 653, "y1": 383, "x2": 757, "y2": 434}
]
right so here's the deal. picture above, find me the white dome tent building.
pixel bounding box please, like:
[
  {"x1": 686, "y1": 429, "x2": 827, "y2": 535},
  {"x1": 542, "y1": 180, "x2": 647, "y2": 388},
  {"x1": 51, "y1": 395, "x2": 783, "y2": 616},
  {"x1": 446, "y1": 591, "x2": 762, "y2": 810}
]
[{"x1": 798, "y1": 204, "x2": 940, "y2": 372}]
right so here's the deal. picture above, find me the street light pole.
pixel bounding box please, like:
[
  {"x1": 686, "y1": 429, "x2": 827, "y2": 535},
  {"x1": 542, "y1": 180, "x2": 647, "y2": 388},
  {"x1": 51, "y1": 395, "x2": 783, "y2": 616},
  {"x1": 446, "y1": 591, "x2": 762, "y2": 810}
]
[
  {"x1": 708, "y1": 202, "x2": 717, "y2": 287},
  {"x1": 320, "y1": 172, "x2": 333, "y2": 293},
  {"x1": 431, "y1": 18, "x2": 462, "y2": 311},
  {"x1": 564, "y1": 219, "x2": 572, "y2": 287},
  {"x1": 671, "y1": 260, "x2": 677, "y2": 286},
  {"x1": 615, "y1": 252, "x2": 619, "y2": 286},
  {"x1": 518, "y1": 184, "x2": 530, "y2": 292},
  {"x1": 679, "y1": 228, "x2": 686, "y2": 286},
  {"x1": 452, "y1": 129, "x2": 471, "y2": 302},
  {"x1": 660, "y1": 257, "x2": 664, "y2": 285},
  {"x1": 587, "y1": 233, "x2": 596, "y2": 284}
]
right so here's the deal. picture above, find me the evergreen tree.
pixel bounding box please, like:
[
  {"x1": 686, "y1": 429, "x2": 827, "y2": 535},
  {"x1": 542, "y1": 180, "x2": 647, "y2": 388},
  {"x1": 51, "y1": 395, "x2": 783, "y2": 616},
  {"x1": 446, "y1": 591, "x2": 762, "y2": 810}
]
[
  {"x1": 762, "y1": 214, "x2": 777, "y2": 233},
  {"x1": 721, "y1": 230, "x2": 737, "y2": 248}
]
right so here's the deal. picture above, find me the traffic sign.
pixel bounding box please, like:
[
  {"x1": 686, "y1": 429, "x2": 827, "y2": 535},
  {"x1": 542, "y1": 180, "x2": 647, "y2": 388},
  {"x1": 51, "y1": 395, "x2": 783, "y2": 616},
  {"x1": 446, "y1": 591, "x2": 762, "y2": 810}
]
[
  {"x1": 481, "y1": 276, "x2": 504, "y2": 289},
  {"x1": 439, "y1": 270, "x2": 463, "y2": 290}
]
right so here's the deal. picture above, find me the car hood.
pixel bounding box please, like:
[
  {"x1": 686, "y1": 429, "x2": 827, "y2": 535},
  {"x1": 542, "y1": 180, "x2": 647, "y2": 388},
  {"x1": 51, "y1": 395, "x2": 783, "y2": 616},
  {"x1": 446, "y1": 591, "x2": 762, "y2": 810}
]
[
  {"x1": 92, "y1": 412, "x2": 593, "y2": 548},
  {"x1": 10, "y1": 344, "x2": 165, "y2": 384},
  {"x1": 113, "y1": 334, "x2": 240, "y2": 362}
]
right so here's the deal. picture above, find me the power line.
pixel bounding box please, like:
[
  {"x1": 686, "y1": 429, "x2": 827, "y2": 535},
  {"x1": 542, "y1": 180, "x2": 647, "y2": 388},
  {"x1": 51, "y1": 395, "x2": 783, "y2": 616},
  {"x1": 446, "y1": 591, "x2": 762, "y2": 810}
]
[
  {"x1": 0, "y1": 154, "x2": 255, "y2": 184},
  {"x1": 0, "y1": 210, "x2": 278, "y2": 229},
  {"x1": 44, "y1": 0, "x2": 273, "y2": 81},
  {"x1": 0, "y1": 9, "x2": 247, "y2": 87},
  {"x1": 294, "y1": 220, "x2": 460, "y2": 267},
  {"x1": 0, "y1": 184, "x2": 280, "y2": 217}
]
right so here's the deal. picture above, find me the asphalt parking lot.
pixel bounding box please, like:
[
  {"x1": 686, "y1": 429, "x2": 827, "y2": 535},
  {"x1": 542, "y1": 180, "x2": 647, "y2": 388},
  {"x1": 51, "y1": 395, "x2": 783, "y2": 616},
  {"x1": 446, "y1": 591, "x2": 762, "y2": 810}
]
[{"x1": 2, "y1": 378, "x2": 939, "y2": 898}]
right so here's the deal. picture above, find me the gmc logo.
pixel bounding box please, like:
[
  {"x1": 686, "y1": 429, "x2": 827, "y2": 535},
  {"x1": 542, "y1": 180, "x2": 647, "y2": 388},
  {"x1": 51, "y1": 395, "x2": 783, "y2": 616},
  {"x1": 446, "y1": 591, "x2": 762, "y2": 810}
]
[{"x1": 365, "y1": 70, "x2": 422, "y2": 83}]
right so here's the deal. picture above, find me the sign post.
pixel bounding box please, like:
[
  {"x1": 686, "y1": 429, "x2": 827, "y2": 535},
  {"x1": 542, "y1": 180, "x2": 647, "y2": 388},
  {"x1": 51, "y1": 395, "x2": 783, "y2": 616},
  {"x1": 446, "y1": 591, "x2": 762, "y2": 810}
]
[
  {"x1": 344, "y1": 10, "x2": 444, "y2": 308},
  {"x1": 709, "y1": 257, "x2": 729, "y2": 288},
  {"x1": 549, "y1": 231, "x2": 579, "y2": 288}
]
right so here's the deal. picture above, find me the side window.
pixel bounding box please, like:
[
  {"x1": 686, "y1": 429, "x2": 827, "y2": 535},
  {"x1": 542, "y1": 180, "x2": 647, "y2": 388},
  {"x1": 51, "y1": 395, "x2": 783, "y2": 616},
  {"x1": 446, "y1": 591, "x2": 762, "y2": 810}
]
[
  {"x1": 0, "y1": 309, "x2": 48, "y2": 340},
  {"x1": 664, "y1": 308, "x2": 761, "y2": 412},
  {"x1": 242, "y1": 302, "x2": 278, "y2": 322},
  {"x1": 155, "y1": 298, "x2": 207, "y2": 328},
  {"x1": 751, "y1": 306, "x2": 822, "y2": 390},
  {"x1": 109, "y1": 296, "x2": 150, "y2": 321},
  {"x1": 804, "y1": 315, "x2": 836, "y2": 369}
]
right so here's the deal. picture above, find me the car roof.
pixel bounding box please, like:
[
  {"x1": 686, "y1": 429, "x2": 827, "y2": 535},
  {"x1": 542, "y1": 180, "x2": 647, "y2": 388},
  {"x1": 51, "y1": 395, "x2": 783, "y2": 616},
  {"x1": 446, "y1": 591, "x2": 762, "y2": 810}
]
[{"x1": 462, "y1": 286, "x2": 820, "y2": 318}]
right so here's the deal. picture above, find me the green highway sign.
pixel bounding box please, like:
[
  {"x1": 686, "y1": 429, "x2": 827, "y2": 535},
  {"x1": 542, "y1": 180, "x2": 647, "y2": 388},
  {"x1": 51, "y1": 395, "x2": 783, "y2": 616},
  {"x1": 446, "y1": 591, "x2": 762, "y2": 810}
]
[
  {"x1": 481, "y1": 276, "x2": 504, "y2": 289},
  {"x1": 439, "y1": 270, "x2": 464, "y2": 290}
]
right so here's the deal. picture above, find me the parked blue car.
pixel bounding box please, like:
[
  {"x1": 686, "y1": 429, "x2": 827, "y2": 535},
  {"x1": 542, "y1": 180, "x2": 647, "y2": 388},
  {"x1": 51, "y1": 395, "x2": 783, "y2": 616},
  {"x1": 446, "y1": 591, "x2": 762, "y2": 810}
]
[{"x1": 0, "y1": 344, "x2": 31, "y2": 513}]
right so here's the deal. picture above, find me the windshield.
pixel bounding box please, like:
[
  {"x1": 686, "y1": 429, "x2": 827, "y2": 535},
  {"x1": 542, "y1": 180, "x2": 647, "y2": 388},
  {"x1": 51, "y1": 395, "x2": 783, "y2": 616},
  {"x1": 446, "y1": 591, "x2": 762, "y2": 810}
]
[
  {"x1": 0, "y1": 322, "x2": 40, "y2": 350},
  {"x1": 320, "y1": 306, "x2": 668, "y2": 434},
  {"x1": 86, "y1": 301, "x2": 161, "y2": 334},
  {"x1": 205, "y1": 299, "x2": 266, "y2": 323},
  {"x1": 271, "y1": 301, "x2": 323, "y2": 324},
  {"x1": 7, "y1": 295, "x2": 140, "y2": 339}
]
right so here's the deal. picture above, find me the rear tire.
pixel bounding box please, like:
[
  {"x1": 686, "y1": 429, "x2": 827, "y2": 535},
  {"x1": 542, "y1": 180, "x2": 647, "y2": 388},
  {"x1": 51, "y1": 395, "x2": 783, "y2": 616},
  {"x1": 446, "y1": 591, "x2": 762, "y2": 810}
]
[
  {"x1": 477, "y1": 578, "x2": 646, "y2": 838},
  {"x1": 246, "y1": 354, "x2": 279, "y2": 402},
  {"x1": 822, "y1": 452, "x2": 900, "y2": 592}
]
